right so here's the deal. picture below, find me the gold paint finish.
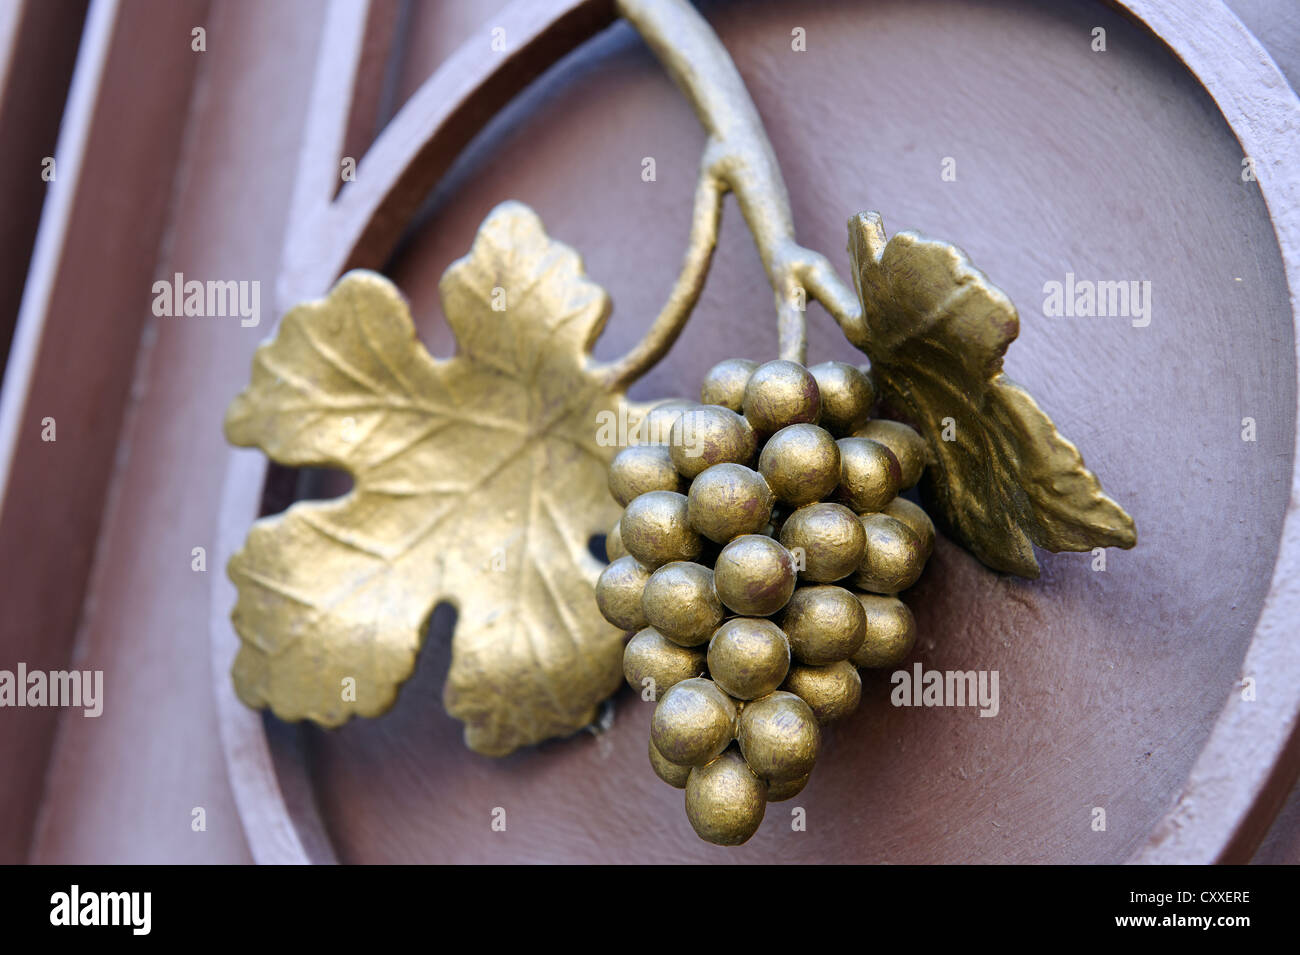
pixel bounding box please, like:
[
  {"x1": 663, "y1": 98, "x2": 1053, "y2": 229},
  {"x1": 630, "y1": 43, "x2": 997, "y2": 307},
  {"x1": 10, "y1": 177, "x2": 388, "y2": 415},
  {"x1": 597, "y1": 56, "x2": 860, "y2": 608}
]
[
  {"x1": 669, "y1": 405, "x2": 758, "y2": 478},
  {"x1": 766, "y1": 773, "x2": 809, "y2": 803},
  {"x1": 620, "y1": 489, "x2": 703, "y2": 569},
  {"x1": 609, "y1": 443, "x2": 681, "y2": 506},
  {"x1": 624, "y1": 627, "x2": 706, "y2": 697},
  {"x1": 854, "y1": 419, "x2": 927, "y2": 490},
  {"x1": 778, "y1": 585, "x2": 867, "y2": 665},
  {"x1": 634, "y1": 398, "x2": 693, "y2": 446},
  {"x1": 778, "y1": 502, "x2": 865, "y2": 583},
  {"x1": 857, "y1": 511, "x2": 930, "y2": 595},
  {"x1": 809, "y1": 361, "x2": 874, "y2": 435},
  {"x1": 836, "y1": 437, "x2": 902, "y2": 513},
  {"x1": 687, "y1": 463, "x2": 774, "y2": 544},
  {"x1": 846, "y1": 212, "x2": 1137, "y2": 576},
  {"x1": 713, "y1": 534, "x2": 797, "y2": 616},
  {"x1": 642, "y1": 560, "x2": 724, "y2": 647},
  {"x1": 856, "y1": 512, "x2": 926, "y2": 594},
  {"x1": 651, "y1": 677, "x2": 737, "y2": 766},
  {"x1": 605, "y1": 518, "x2": 627, "y2": 562},
  {"x1": 685, "y1": 748, "x2": 767, "y2": 846},
  {"x1": 706, "y1": 617, "x2": 791, "y2": 700},
  {"x1": 851, "y1": 594, "x2": 917, "y2": 668},
  {"x1": 736, "y1": 691, "x2": 819, "y2": 782},
  {"x1": 650, "y1": 737, "x2": 693, "y2": 789},
  {"x1": 743, "y1": 360, "x2": 821, "y2": 434},
  {"x1": 595, "y1": 555, "x2": 653, "y2": 631},
  {"x1": 224, "y1": 204, "x2": 632, "y2": 755},
  {"x1": 782, "y1": 661, "x2": 862, "y2": 725},
  {"x1": 700, "y1": 358, "x2": 757, "y2": 411},
  {"x1": 757, "y1": 423, "x2": 841, "y2": 506},
  {"x1": 883, "y1": 496, "x2": 935, "y2": 559}
]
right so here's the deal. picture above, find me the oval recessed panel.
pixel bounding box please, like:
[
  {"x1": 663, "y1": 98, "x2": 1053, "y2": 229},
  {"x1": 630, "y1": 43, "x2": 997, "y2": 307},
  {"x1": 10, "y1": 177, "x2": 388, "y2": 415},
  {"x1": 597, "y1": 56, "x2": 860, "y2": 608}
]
[{"x1": 224, "y1": 0, "x2": 1297, "y2": 863}]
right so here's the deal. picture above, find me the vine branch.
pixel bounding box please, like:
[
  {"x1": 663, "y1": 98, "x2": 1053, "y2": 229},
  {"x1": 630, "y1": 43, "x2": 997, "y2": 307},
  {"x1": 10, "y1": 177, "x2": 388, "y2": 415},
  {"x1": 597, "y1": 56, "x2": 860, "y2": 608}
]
[{"x1": 595, "y1": 0, "x2": 865, "y2": 390}]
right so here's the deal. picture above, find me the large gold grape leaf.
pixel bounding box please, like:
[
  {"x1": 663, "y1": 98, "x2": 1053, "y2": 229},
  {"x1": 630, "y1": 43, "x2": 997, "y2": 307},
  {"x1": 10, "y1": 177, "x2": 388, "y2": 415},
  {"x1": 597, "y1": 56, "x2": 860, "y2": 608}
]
[
  {"x1": 846, "y1": 211, "x2": 1136, "y2": 577},
  {"x1": 224, "y1": 201, "x2": 630, "y2": 755}
]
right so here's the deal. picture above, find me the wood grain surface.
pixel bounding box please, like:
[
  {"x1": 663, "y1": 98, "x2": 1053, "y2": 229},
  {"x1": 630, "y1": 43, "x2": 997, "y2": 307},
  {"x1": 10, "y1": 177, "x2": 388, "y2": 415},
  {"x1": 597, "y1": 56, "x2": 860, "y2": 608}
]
[{"x1": 3, "y1": 0, "x2": 1297, "y2": 863}]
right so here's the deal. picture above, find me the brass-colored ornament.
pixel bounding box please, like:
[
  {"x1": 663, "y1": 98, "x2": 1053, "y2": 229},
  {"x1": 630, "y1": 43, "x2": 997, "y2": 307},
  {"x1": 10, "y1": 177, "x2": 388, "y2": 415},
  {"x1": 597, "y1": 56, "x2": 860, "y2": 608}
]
[
  {"x1": 855, "y1": 512, "x2": 927, "y2": 595},
  {"x1": 713, "y1": 534, "x2": 798, "y2": 616},
  {"x1": 605, "y1": 518, "x2": 627, "y2": 562},
  {"x1": 620, "y1": 489, "x2": 703, "y2": 569},
  {"x1": 224, "y1": 204, "x2": 642, "y2": 755},
  {"x1": 706, "y1": 618, "x2": 792, "y2": 700},
  {"x1": 766, "y1": 773, "x2": 809, "y2": 803},
  {"x1": 226, "y1": 0, "x2": 1138, "y2": 847},
  {"x1": 850, "y1": 594, "x2": 918, "y2": 668},
  {"x1": 594, "y1": 555, "x2": 653, "y2": 632},
  {"x1": 845, "y1": 212, "x2": 1136, "y2": 576},
  {"x1": 836, "y1": 436, "x2": 902, "y2": 513},
  {"x1": 808, "y1": 361, "x2": 874, "y2": 435},
  {"x1": 883, "y1": 496, "x2": 936, "y2": 559},
  {"x1": 778, "y1": 585, "x2": 867, "y2": 665},
  {"x1": 636, "y1": 399, "x2": 694, "y2": 446},
  {"x1": 736, "y1": 691, "x2": 820, "y2": 782},
  {"x1": 743, "y1": 360, "x2": 821, "y2": 434},
  {"x1": 669, "y1": 405, "x2": 757, "y2": 478},
  {"x1": 854, "y1": 419, "x2": 927, "y2": 490},
  {"x1": 700, "y1": 358, "x2": 758, "y2": 411},
  {"x1": 757, "y1": 423, "x2": 841, "y2": 506},
  {"x1": 686, "y1": 463, "x2": 774, "y2": 543},
  {"x1": 641, "y1": 561, "x2": 724, "y2": 647},
  {"x1": 778, "y1": 502, "x2": 865, "y2": 583},
  {"x1": 608, "y1": 444, "x2": 681, "y2": 506},
  {"x1": 685, "y1": 748, "x2": 767, "y2": 846},
  {"x1": 623, "y1": 627, "x2": 706, "y2": 696},
  {"x1": 649, "y1": 737, "x2": 693, "y2": 789},
  {"x1": 650, "y1": 677, "x2": 737, "y2": 767},
  {"x1": 782, "y1": 661, "x2": 863, "y2": 725}
]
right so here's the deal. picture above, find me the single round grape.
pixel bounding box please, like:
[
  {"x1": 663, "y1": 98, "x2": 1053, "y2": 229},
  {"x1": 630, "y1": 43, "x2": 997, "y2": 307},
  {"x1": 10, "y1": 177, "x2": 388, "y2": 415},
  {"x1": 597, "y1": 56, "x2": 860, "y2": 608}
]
[
  {"x1": 854, "y1": 419, "x2": 927, "y2": 489},
  {"x1": 650, "y1": 678, "x2": 737, "y2": 767},
  {"x1": 713, "y1": 534, "x2": 797, "y2": 616},
  {"x1": 778, "y1": 584, "x2": 867, "y2": 664},
  {"x1": 623, "y1": 627, "x2": 706, "y2": 697},
  {"x1": 687, "y1": 463, "x2": 774, "y2": 543},
  {"x1": 620, "y1": 490, "x2": 702, "y2": 569},
  {"x1": 883, "y1": 496, "x2": 935, "y2": 558},
  {"x1": 836, "y1": 437, "x2": 901, "y2": 512},
  {"x1": 641, "y1": 561, "x2": 724, "y2": 647},
  {"x1": 809, "y1": 361, "x2": 874, "y2": 435},
  {"x1": 635, "y1": 398, "x2": 695, "y2": 446},
  {"x1": 782, "y1": 661, "x2": 862, "y2": 724},
  {"x1": 700, "y1": 358, "x2": 758, "y2": 412},
  {"x1": 669, "y1": 405, "x2": 758, "y2": 478},
  {"x1": 757, "y1": 423, "x2": 841, "y2": 506},
  {"x1": 742, "y1": 360, "x2": 821, "y2": 434},
  {"x1": 855, "y1": 512, "x2": 926, "y2": 594},
  {"x1": 707, "y1": 618, "x2": 791, "y2": 700},
  {"x1": 649, "y1": 737, "x2": 692, "y2": 789},
  {"x1": 736, "y1": 691, "x2": 819, "y2": 782},
  {"x1": 778, "y1": 502, "x2": 866, "y2": 583},
  {"x1": 685, "y1": 748, "x2": 767, "y2": 846},
  {"x1": 850, "y1": 594, "x2": 917, "y2": 668},
  {"x1": 765, "y1": 773, "x2": 809, "y2": 802},
  {"x1": 608, "y1": 444, "x2": 680, "y2": 506},
  {"x1": 605, "y1": 518, "x2": 627, "y2": 562},
  {"x1": 594, "y1": 556, "x2": 652, "y2": 630}
]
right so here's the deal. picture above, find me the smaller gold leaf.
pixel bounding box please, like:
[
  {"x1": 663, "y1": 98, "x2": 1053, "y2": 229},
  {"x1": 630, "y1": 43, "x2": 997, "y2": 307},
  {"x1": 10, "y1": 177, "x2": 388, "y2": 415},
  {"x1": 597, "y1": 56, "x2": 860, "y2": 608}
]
[{"x1": 846, "y1": 212, "x2": 1136, "y2": 577}]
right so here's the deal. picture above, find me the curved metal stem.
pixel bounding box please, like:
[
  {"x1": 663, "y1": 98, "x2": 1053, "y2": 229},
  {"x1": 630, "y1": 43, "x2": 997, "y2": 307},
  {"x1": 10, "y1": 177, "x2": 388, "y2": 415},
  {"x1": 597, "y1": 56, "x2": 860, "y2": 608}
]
[{"x1": 600, "y1": 0, "x2": 865, "y2": 383}]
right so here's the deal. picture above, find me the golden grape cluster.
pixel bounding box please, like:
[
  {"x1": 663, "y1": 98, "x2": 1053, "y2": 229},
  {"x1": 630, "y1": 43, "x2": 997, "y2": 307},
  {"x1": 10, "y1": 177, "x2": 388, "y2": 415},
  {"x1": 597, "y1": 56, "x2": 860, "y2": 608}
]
[{"x1": 595, "y1": 358, "x2": 933, "y2": 845}]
